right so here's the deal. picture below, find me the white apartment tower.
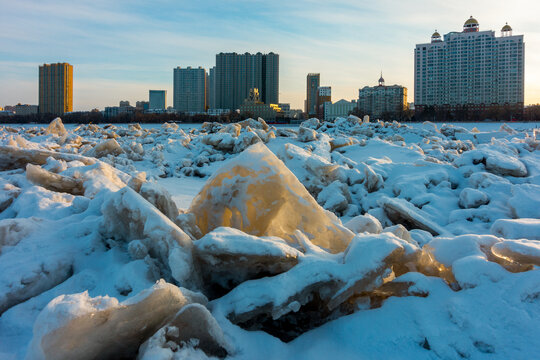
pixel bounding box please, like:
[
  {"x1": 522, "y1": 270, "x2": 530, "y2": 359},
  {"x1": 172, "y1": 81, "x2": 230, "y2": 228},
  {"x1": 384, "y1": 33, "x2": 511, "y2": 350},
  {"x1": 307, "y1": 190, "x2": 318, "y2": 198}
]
[
  {"x1": 173, "y1": 66, "x2": 207, "y2": 113},
  {"x1": 414, "y1": 17, "x2": 524, "y2": 111}
]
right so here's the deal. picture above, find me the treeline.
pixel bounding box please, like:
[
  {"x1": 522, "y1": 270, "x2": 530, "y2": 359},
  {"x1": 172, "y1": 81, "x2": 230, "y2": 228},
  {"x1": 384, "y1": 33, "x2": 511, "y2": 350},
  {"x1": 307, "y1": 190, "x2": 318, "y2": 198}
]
[
  {"x1": 413, "y1": 104, "x2": 528, "y2": 122},
  {"x1": 349, "y1": 108, "x2": 415, "y2": 122},
  {"x1": 0, "y1": 110, "x2": 263, "y2": 125},
  {"x1": 349, "y1": 104, "x2": 540, "y2": 122}
]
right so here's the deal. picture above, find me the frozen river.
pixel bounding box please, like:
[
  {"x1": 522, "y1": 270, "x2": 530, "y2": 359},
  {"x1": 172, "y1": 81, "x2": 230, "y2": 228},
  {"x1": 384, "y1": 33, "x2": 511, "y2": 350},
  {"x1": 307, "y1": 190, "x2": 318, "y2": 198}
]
[{"x1": 3, "y1": 121, "x2": 540, "y2": 133}]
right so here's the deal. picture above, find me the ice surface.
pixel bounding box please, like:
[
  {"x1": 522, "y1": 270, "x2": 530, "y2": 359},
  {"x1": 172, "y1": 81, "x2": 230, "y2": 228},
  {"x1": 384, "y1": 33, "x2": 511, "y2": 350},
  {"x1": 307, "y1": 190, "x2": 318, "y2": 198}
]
[{"x1": 1, "y1": 119, "x2": 539, "y2": 359}]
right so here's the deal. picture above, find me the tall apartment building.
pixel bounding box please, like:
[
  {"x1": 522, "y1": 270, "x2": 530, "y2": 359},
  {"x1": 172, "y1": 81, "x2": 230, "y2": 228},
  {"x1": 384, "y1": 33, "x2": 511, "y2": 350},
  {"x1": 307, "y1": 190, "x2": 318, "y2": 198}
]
[
  {"x1": 207, "y1": 67, "x2": 216, "y2": 109},
  {"x1": 39, "y1": 63, "x2": 73, "y2": 115},
  {"x1": 414, "y1": 17, "x2": 524, "y2": 111},
  {"x1": 173, "y1": 66, "x2": 206, "y2": 113},
  {"x1": 215, "y1": 52, "x2": 279, "y2": 110},
  {"x1": 149, "y1": 90, "x2": 167, "y2": 110},
  {"x1": 358, "y1": 75, "x2": 407, "y2": 118},
  {"x1": 305, "y1": 73, "x2": 320, "y2": 116},
  {"x1": 316, "y1": 86, "x2": 331, "y2": 119}
]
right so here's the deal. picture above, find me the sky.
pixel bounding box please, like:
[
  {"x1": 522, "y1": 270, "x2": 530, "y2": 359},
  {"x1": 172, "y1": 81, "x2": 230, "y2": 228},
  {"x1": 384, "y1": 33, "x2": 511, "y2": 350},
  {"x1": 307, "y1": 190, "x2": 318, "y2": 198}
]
[{"x1": 1, "y1": 0, "x2": 540, "y2": 111}]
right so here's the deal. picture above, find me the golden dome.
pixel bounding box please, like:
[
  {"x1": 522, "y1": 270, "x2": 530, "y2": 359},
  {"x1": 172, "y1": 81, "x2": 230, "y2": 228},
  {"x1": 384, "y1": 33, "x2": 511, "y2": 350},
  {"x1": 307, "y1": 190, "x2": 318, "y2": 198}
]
[
  {"x1": 432, "y1": 31, "x2": 441, "y2": 37},
  {"x1": 464, "y1": 16, "x2": 478, "y2": 26},
  {"x1": 502, "y1": 23, "x2": 512, "y2": 32}
]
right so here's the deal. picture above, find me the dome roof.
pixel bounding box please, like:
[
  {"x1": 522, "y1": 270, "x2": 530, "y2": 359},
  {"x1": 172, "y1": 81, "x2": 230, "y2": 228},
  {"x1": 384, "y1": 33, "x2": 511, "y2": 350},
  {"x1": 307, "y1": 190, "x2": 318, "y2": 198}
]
[
  {"x1": 502, "y1": 23, "x2": 512, "y2": 31},
  {"x1": 464, "y1": 16, "x2": 478, "y2": 26},
  {"x1": 432, "y1": 30, "x2": 441, "y2": 37}
]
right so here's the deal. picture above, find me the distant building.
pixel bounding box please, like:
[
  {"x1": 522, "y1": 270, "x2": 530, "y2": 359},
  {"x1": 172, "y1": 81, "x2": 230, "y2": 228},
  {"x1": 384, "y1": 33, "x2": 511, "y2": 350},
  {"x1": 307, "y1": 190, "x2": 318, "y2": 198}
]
[
  {"x1": 207, "y1": 108, "x2": 230, "y2": 116},
  {"x1": 316, "y1": 86, "x2": 331, "y2": 119},
  {"x1": 14, "y1": 104, "x2": 39, "y2": 115},
  {"x1": 104, "y1": 104, "x2": 135, "y2": 118},
  {"x1": 414, "y1": 17, "x2": 524, "y2": 112},
  {"x1": 239, "y1": 88, "x2": 280, "y2": 121},
  {"x1": 278, "y1": 103, "x2": 290, "y2": 111},
  {"x1": 39, "y1": 62, "x2": 73, "y2": 115},
  {"x1": 215, "y1": 52, "x2": 279, "y2": 110},
  {"x1": 324, "y1": 99, "x2": 357, "y2": 121},
  {"x1": 306, "y1": 73, "x2": 320, "y2": 116},
  {"x1": 358, "y1": 75, "x2": 407, "y2": 118},
  {"x1": 119, "y1": 100, "x2": 130, "y2": 107},
  {"x1": 208, "y1": 67, "x2": 216, "y2": 109},
  {"x1": 136, "y1": 101, "x2": 149, "y2": 111},
  {"x1": 173, "y1": 66, "x2": 207, "y2": 113},
  {"x1": 104, "y1": 106, "x2": 119, "y2": 118},
  {"x1": 149, "y1": 90, "x2": 167, "y2": 110}
]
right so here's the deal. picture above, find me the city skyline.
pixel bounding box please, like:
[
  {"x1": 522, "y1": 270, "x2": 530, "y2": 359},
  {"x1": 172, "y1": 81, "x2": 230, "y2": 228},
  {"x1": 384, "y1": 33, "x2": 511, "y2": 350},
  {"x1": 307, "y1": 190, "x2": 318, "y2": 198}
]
[{"x1": 1, "y1": 0, "x2": 540, "y2": 111}]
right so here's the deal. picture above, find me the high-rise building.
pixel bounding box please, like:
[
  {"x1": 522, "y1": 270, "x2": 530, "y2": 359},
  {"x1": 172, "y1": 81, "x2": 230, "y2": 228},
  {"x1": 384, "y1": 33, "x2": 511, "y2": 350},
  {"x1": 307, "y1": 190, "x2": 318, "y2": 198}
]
[
  {"x1": 358, "y1": 75, "x2": 407, "y2": 118},
  {"x1": 207, "y1": 67, "x2": 216, "y2": 110},
  {"x1": 316, "y1": 86, "x2": 331, "y2": 119},
  {"x1": 39, "y1": 63, "x2": 73, "y2": 115},
  {"x1": 149, "y1": 90, "x2": 167, "y2": 110},
  {"x1": 173, "y1": 66, "x2": 206, "y2": 113},
  {"x1": 215, "y1": 52, "x2": 279, "y2": 110},
  {"x1": 306, "y1": 73, "x2": 320, "y2": 116},
  {"x1": 414, "y1": 17, "x2": 524, "y2": 112}
]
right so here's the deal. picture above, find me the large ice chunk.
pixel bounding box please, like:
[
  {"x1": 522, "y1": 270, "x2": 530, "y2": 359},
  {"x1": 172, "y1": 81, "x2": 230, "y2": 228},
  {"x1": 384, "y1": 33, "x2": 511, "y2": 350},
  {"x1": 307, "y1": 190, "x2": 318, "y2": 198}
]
[
  {"x1": 344, "y1": 214, "x2": 383, "y2": 234},
  {"x1": 26, "y1": 280, "x2": 205, "y2": 360},
  {"x1": 101, "y1": 187, "x2": 199, "y2": 288},
  {"x1": 0, "y1": 146, "x2": 96, "y2": 171},
  {"x1": 139, "y1": 182, "x2": 179, "y2": 220},
  {"x1": 214, "y1": 231, "x2": 417, "y2": 341},
  {"x1": 189, "y1": 142, "x2": 354, "y2": 253},
  {"x1": 491, "y1": 218, "x2": 540, "y2": 240},
  {"x1": 194, "y1": 227, "x2": 302, "y2": 297},
  {"x1": 380, "y1": 197, "x2": 449, "y2": 236},
  {"x1": 139, "y1": 304, "x2": 231, "y2": 359},
  {"x1": 26, "y1": 164, "x2": 84, "y2": 196},
  {"x1": 44, "y1": 117, "x2": 67, "y2": 137},
  {"x1": 492, "y1": 239, "x2": 540, "y2": 266}
]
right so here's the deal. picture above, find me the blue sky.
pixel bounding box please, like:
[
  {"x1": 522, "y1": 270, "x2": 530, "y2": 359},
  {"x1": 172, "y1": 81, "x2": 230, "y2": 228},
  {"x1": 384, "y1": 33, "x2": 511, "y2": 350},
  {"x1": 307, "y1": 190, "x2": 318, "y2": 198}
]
[{"x1": 1, "y1": 0, "x2": 539, "y2": 110}]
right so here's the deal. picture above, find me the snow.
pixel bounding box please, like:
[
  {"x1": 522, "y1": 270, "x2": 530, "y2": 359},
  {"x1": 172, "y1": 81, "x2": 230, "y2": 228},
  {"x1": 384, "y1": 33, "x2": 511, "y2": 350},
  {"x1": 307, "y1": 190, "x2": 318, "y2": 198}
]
[{"x1": 0, "y1": 119, "x2": 539, "y2": 359}]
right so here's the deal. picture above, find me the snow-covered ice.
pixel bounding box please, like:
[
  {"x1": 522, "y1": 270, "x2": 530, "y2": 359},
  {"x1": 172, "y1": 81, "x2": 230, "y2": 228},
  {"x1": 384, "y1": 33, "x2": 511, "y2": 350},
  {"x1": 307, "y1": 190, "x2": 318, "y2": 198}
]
[{"x1": 0, "y1": 117, "x2": 539, "y2": 359}]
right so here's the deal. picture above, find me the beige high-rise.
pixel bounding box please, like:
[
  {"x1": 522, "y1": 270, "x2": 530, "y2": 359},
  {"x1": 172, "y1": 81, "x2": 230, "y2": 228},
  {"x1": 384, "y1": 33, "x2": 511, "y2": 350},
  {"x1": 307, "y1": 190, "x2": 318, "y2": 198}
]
[{"x1": 39, "y1": 63, "x2": 73, "y2": 115}]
